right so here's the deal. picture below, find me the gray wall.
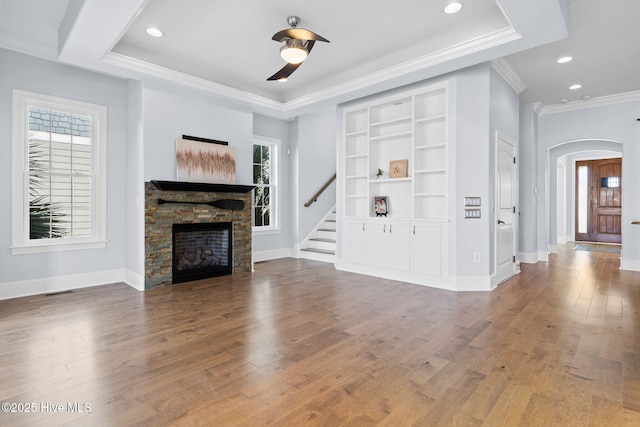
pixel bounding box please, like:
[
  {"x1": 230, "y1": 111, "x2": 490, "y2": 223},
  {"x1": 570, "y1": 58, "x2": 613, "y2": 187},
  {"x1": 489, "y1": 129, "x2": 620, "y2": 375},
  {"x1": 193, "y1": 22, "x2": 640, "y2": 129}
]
[
  {"x1": 252, "y1": 113, "x2": 294, "y2": 253},
  {"x1": 125, "y1": 80, "x2": 145, "y2": 287},
  {"x1": 142, "y1": 81, "x2": 253, "y2": 184},
  {"x1": 518, "y1": 103, "x2": 539, "y2": 260},
  {"x1": 295, "y1": 110, "x2": 338, "y2": 242},
  {"x1": 489, "y1": 66, "x2": 520, "y2": 274},
  {"x1": 0, "y1": 48, "x2": 128, "y2": 286},
  {"x1": 453, "y1": 64, "x2": 494, "y2": 277}
]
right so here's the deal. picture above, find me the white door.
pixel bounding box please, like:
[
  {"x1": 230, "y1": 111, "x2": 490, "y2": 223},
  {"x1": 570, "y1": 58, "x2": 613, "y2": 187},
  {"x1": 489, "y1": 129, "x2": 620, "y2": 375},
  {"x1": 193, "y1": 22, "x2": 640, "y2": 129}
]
[{"x1": 496, "y1": 134, "x2": 516, "y2": 284}]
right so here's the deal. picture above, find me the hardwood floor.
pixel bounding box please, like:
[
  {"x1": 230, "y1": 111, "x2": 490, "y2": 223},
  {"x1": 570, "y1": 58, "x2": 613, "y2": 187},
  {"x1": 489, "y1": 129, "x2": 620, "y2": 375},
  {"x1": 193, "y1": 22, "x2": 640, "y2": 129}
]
[{"x1": 1, "y1": 244, "x2": 639, "y2": 426}]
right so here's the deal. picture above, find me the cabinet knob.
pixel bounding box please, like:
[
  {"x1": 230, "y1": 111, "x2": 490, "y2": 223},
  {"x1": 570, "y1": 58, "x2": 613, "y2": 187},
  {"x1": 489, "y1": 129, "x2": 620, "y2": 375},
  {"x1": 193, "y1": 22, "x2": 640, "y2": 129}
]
[
  {"x1": 383, "y1": 224, "x2": 386, "y2": 233},
  {"x1": 362, "y1": 223, "x2": 365, "y2": 231},
  {"x1": 413, "y1": 226, "x2": 416, "y2": 235},
  {"x1": 390, "y1": 224, "x2": 392, "y2": 233}
]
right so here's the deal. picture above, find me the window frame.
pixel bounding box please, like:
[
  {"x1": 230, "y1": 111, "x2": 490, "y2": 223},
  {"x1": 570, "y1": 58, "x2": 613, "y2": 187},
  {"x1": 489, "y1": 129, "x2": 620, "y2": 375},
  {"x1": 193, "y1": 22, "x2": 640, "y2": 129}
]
[
  {"x1": 11, "y1": 89, "x2": 108, "y2": 254},
  {"x1": 252, "y1": 136, "x2": 279, "y2": 234}
]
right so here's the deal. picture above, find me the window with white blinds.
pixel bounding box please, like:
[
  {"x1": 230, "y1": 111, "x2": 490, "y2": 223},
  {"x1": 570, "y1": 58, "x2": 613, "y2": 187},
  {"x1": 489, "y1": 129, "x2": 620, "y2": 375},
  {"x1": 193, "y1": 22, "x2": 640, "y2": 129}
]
[{"x1": 12, "y1": 90, "x2": 107, "y2": 254}]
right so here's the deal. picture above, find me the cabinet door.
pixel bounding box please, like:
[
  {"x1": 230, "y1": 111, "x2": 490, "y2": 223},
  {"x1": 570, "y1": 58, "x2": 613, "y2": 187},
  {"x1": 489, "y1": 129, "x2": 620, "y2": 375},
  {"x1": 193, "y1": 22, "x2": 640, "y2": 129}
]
[
  {"x1": 411, "y1": 223, "x2": 442, "y2": 277},
  {"x1": 343, "y1": 220, "x2": 367, "y2": 264},
  {"x1": 366, "y1": 222, "x2": 387, "y2": 268},
  {"x1": 388, "y1": 221, "x2": 411, "y2": 272}
]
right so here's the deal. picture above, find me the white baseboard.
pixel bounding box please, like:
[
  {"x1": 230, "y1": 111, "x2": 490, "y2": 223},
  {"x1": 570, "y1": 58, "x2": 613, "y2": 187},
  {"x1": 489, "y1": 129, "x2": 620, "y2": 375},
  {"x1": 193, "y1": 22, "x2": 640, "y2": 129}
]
[
  {"x1": 253, "y1": 248, "x2": 295, "y2": 263},
  {"x1": 518, "y1": 251, "x2": 539, "y2": 264},
  {"x1": 124, "y1": 269, "x2": 145, "y2": 291},
  {"x1": 455, "y1": 275, "x2": 494, "y2": 291},
  {"x1": 621, "y1": 258, "x2": 640, "y2": 272},
  {"x1": 538, "y1": 251, "x2": 549, "y2": 262},
  {"x1": 548, "y1": 244, "x2": 559, "y2": 254},
  {"x1": 336, "y1": 260, "x2": 497, "y2": 292},
  {"x1": 0, "y1": 269, "x2": 127, "y2": 301}
]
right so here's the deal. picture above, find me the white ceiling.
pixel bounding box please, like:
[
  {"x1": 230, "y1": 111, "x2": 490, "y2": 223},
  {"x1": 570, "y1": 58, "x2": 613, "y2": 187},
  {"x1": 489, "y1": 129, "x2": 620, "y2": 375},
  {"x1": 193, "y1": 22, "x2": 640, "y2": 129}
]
[{"x1": 1, "y1": 0, "x2": 638, "y2": 117}]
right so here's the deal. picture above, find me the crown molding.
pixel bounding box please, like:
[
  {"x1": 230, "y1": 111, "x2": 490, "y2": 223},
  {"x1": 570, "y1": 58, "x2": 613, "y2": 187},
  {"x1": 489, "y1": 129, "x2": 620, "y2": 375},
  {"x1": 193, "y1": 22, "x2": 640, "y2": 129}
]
[
  {"x1": 102, "y1": 52, "x2": 287, "y2": 114},
  {"x1": 491, "y1": 57, "x2": 527, "y2": 94},
  {"x1": 533, "y1": 102, "x2": 543, "y2": 114},
  {"x1": 540, "y1": 90, "x2": 640, "y2": 115},
  {"x1": 103, "y1": 26, "x2": 521, "y2": 118}
]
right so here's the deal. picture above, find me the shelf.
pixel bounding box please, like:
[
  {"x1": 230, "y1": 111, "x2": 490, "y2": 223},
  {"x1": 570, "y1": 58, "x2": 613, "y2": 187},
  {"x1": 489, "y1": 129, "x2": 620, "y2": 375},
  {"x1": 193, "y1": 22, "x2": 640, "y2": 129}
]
[
  {"x1": 415, "y1": 169, "x2": 446, "y2": 174},
  {"x1": 343, "y1": 84, "x2": 448, "y2": 225},
  {"x1": 415, "y1": 143, "x2": 446, "y2": 150},
  {"x1": 369, "y1": 131, "x2": 412, "y2": 142},
  {"x1": 151, "y1": 180, "x2": 254, "y2": 193},
  {"x1": 370, "y1": 177, "x2": 411, "y2": 183},
  {"x1": 415, "y1": 115, "x2": 446, "y2": 124},
  {"x1": 346, "y1": 130, "x2": 367, "y2": 137},
  {"x1": 370, "y1": 116, "x2": 412, "y2": 128}
]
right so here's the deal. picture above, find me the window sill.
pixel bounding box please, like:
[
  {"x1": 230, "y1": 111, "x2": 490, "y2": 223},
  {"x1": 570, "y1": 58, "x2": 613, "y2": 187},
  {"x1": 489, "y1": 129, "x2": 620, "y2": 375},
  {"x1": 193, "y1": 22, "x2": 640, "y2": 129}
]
[{"x1": 11, "y1": 240, "x2": 108, "y2": 255}]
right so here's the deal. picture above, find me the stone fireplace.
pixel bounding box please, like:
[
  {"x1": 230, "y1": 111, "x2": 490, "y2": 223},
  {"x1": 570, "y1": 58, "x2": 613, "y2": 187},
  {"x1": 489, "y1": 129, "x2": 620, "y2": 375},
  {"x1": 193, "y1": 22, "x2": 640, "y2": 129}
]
[{"x1": 144, "y1": 181, "x2": 253, "y2": 289}]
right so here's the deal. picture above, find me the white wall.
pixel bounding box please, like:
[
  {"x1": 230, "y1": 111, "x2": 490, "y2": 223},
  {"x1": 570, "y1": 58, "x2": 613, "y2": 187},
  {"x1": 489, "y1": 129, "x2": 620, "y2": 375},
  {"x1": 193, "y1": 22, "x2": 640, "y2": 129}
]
[
  {"x1": 537, "y1": 100, "x2": 640, "y2": 269},
  {"x1": 0, "y1": 48, "x2": 128, "y2": 298}
]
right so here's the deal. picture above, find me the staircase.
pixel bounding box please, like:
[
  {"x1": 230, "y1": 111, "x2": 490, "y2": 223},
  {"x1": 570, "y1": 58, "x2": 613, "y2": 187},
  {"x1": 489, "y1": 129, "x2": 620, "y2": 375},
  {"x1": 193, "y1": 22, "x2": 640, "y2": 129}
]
[{"x1": 300, "y1": 208, "x2": 336, "y2": 263}]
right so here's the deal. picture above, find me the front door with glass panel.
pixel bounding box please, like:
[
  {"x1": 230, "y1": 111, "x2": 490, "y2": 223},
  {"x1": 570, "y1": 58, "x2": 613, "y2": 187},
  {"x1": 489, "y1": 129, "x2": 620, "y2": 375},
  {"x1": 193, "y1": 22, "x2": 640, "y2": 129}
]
[{"x1": 575, "y1": 158, "x2": 622, "y2": 243}]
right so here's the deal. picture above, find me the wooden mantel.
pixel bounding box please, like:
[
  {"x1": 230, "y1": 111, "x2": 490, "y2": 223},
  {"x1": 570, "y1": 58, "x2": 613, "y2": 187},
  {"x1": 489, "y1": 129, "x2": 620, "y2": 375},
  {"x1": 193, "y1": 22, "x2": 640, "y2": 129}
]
[{"x1": 150, "y1": 180, "x2": 255, "y2": 193}]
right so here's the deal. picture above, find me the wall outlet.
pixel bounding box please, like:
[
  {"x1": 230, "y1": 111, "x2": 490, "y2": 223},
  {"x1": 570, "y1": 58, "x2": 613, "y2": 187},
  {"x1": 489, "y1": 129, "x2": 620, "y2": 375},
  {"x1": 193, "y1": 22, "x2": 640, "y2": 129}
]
[{"x1": 473, "y1": 252, "x2": 481, "y2": 263}]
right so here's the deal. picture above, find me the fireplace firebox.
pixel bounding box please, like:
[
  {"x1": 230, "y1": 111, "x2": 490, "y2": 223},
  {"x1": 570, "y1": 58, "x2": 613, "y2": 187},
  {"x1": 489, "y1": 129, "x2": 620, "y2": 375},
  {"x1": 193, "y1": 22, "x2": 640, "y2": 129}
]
[{"x1": 172, "y1": 222, "x2": 232, "y2": 283}]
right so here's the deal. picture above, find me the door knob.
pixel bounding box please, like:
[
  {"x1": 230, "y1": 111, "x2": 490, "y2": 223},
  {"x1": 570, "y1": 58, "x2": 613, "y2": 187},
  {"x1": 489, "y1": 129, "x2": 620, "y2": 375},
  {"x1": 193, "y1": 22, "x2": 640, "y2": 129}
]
[{"x1": 498, "y1": 220, "x2": 506, "y2": 225}]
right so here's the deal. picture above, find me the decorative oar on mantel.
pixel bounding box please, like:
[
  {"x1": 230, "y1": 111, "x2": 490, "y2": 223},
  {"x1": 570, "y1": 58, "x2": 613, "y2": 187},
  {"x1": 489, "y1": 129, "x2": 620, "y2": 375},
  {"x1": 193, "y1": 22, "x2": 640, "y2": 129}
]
[{"x1": 157, "y1": 199, "x2": 245, "y2": 211}]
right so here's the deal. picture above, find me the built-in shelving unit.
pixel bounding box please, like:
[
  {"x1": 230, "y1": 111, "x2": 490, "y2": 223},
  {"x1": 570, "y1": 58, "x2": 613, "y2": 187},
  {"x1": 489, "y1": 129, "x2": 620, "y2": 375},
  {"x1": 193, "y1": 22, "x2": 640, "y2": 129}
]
[
  {"x1": 338, "y1": 83, "x2": 449, "y2": 286},
  {"x1": 342, "y1": 85, "x2": 448, "y2": 220}
]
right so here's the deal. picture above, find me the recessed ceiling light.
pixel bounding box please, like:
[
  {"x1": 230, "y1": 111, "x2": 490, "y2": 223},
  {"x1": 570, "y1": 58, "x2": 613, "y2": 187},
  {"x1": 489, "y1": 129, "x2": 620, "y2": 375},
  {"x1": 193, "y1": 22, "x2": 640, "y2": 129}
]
[
  {"x1": 277, "y1": 77, "x2": 288, "y2": 83},
  {"x1": 560, "y1": 99, "x2": 569, "y2": 103},
  {"x1": 581, "y1": 95, "x2": 591, "y2": 100},
  {"x1": 556, "y1": 56, "x2": 573, "y2": 64},
  {"x1": 145, "y1": 27, "x2": 164, "y2": 38},
  {"x1": 569, "y1": 84, "x2": 582, "y2": 90},
  {"x1": 444, "y1": 2, "x2": 463, "y2": 14}
]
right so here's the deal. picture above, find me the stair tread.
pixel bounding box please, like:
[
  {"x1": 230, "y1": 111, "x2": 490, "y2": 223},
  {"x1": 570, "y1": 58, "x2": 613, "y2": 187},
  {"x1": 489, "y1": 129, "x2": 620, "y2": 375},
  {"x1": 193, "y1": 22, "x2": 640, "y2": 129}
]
[
  {"x1": 325, "y1": 219, "x2": 336, "y2": 223},
  {"x1": 301, "y1": 248, "x2": 335, "y2": 255},
  {"x1": 310, "y1": 238, "x2": 336, "y2": 243},
  {"x1": 318, "y1": 228, "x2": 336, "y2": 232}
]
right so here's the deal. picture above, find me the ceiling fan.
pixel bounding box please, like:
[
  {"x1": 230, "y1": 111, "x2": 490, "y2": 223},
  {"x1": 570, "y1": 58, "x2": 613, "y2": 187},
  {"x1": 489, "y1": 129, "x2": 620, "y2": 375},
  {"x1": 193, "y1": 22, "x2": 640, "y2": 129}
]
[{"x1": 267, "y1": 16, "x2": 329, "y2": 82}]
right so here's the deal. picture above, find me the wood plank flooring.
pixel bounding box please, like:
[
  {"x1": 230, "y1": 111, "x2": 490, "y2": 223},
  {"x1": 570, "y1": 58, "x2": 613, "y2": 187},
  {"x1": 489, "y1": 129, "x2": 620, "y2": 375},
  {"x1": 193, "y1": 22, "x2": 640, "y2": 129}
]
[{"x1": 1, "y1": 244, "x2": 639, "y2": 426}]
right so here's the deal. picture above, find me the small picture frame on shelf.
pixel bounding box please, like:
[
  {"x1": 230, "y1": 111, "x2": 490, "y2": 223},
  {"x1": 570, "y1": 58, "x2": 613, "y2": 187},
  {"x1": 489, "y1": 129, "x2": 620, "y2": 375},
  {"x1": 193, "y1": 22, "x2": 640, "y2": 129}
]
[
  {"x1": 389, "y1": 159, "x2": 408, "y2": 178},
  {"x1": 374, "y1": 196, "x2": 388, "y2": 217}
]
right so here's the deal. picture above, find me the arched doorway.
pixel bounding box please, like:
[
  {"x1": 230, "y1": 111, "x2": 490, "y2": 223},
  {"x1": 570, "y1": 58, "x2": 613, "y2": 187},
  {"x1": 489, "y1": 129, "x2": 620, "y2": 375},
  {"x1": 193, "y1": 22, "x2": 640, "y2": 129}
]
[{"x1": 546, "y1": 140, "x2": 622, "y2": 252}]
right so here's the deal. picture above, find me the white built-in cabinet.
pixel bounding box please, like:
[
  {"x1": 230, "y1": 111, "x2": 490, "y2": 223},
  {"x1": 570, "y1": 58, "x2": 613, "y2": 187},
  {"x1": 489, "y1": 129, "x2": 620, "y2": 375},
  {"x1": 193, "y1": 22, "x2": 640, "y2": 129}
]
[{"x1": 339, "y1": 83, "x2": 449, "y2": 285}]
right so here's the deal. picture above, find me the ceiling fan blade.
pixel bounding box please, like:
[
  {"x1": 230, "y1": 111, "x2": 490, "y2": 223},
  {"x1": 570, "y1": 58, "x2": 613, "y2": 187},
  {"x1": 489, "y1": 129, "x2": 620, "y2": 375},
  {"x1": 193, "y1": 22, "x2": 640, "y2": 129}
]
[
  {"x1": 267, "y1": 63, "x2": 300, "y2": 81},
  {"x1": 271, "y1": 28, "x2": 329, "y2": 43},
  {"x1": 266, "y1": 41, "x2": 315, "y2": 81}
]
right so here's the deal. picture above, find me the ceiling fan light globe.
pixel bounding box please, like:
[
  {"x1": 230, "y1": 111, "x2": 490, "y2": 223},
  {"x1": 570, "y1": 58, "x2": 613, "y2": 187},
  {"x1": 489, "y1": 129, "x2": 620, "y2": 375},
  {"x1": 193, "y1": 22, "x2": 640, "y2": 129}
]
[{"x1": 280, "y1": 45, "x2": 308, "y2": 64}]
